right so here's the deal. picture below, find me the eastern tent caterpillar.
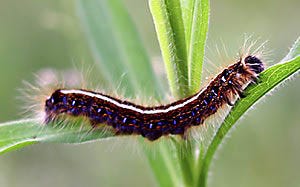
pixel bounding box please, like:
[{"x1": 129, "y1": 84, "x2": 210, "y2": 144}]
[{"x1": 42, "y1": 55, "x2": 264, "y2": 141}]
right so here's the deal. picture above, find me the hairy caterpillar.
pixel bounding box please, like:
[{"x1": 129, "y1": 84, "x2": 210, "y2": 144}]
[{"x1": 42, "y1": 55, "x2": 264, "y2": 141}]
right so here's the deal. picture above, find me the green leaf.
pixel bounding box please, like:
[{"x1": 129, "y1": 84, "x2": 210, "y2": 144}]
[
  {"x1": 186, "y1": 0, "x2": 210, "y2": 94},
  {"x1": 180, "y1": 0, "x2": 195, "y2": 49},
  {"x1": 0, "y1": 119, "x2": 114, "y2": 155},
  {"x1": 198, "y1": 55, "x2": 300, "y2": 187},
  {"x1": 149, "y1": 0, "x2": 189, "y2": 98},
  {"x1": 77, "y1": 0, "x2": 162, "y2": 97}
]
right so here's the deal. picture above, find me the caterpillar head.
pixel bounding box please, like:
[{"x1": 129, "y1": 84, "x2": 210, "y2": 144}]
[{"x1": 244, "y1": 55, "x2": 265, "y2": 74}]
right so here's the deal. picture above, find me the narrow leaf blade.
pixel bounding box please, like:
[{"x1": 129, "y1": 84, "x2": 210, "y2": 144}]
[
  {"x1": 0, "y1": 119, "x2": 114, "y2": 155},
  {"x1": 188, "y1": 0, "x2": 210, "y2": 94},
  {"x1": 149, "y1": 0, "x2": 189, "y2": 98}
]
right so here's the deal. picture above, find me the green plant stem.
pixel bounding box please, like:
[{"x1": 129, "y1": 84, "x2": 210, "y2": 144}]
[{"x1": 145, "y1": 142, "x2": 183, "y2": 187}]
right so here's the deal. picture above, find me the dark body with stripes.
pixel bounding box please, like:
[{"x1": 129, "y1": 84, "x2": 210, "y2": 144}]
[{"x1": 45, "y1": 55, "x2": 264, "y2": 141}]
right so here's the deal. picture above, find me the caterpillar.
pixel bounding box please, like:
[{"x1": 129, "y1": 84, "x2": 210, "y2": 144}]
[{"x1": 43, "y1": 55, "x2": 264, "y2": 141}]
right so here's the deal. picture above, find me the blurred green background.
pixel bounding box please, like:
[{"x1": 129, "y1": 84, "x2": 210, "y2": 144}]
[{"x1": 0, "y1": 0, "x2": 299, "y2": 186}]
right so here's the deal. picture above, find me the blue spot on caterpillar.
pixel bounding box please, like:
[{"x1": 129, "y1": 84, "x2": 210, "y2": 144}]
[{"x1": 44, "y1": 55, "x2": 264, "y2": 141}]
